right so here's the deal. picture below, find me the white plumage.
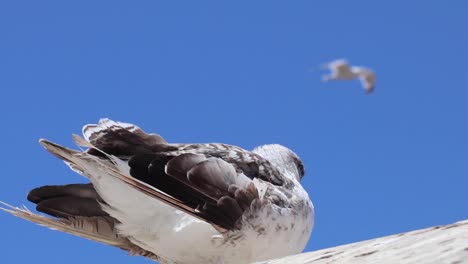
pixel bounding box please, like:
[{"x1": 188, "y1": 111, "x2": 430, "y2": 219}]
[{"x1": 321, "y1": 59, "x2": 376, "y2": 93}]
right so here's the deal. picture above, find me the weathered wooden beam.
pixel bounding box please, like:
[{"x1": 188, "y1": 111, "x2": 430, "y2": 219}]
[{"x1": 255, "y1": 219, "x2": 468, "y2": 264}]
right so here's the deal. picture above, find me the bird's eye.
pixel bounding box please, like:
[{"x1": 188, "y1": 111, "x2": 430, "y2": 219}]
[{"x1": 297, "y1": 163, "x2": 305, "y2": 177}]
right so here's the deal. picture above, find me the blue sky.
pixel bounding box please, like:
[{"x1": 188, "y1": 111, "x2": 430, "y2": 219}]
[{"x1": 0, "y1": 1, "x2": 467, "y2": 263}]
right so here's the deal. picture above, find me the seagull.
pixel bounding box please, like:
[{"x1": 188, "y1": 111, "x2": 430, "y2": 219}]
[
  {"x1": 321, "y1": 58, "x2": 376, "y2": 93},
  {"x1": 1, "y1": 118, "x2": 314, "y2": 264}
]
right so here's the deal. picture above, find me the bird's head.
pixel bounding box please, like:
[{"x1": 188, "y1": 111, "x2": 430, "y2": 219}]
[{"x1": 252, "y1": 144, "x2": 305, "y2": 182}]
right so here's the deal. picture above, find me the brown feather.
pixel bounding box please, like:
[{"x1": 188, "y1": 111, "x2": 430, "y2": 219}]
[{"x1": 0, "y1": 203, "x2": 161, "y2": 261}]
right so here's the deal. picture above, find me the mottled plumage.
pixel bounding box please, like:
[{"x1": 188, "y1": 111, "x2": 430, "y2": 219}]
[{"x1": 1, "y1": 118, "x2": 314, "y2": 264}]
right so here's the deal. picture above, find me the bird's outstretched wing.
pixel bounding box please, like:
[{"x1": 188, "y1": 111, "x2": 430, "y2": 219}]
[
  {"x1": 321, "y1": 58, "x2": 354, "y2": 82},
  {"x1": 352, "y1": 66, "x2": 376, "y2": 93},
  {"x1": 326, "y1": 59, "x2": 350, "y2": 75}
]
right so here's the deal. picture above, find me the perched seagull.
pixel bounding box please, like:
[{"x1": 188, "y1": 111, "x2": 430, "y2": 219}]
[
  {"x1": 321, "y1": 58, "x2": 376, "y2": 93},
  {"x1": 1, "y1": 118, "x2": 314, "y2": 264}
]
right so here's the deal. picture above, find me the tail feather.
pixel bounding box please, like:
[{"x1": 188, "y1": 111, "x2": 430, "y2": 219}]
[{"x1": 0, "y1": 202, "x2": 160, "y2": 261}]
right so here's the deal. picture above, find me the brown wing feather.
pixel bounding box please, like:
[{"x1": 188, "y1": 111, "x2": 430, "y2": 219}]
[
  {"x1": 164, "y1": 156, "x2": 259, "y2": 229},
  {"x1": 127, "y1": 151, "x2": 259, "y2": 230},
  {"x1": 83, "y1": 119, "x2": 172, "y2": 157}
]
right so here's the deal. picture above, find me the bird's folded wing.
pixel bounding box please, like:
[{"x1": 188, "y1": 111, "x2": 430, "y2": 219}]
[
  {"x1": 39, "y1": 136, "x2": 261, "y2": 232},
  {"x1": 78, "y1": 120, "x2": 276, "y2": 230}
]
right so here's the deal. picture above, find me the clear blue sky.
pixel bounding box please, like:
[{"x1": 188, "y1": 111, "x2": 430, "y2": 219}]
[{"x1": 1, "y1": 1, "x2": 467, "y2": 263}]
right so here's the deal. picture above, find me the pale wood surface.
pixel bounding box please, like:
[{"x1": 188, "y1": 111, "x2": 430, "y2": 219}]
[{"x1": 256, "y1": 219, "x2": 468, "y2": 264}]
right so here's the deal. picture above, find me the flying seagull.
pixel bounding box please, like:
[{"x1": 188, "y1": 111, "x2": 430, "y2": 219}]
[
  {"x1": 1, "y1": 118, "x2": 314, "y2": 264},
  {"x1": 321, "y1": 58, "x2": 376, "y2": 93}
]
